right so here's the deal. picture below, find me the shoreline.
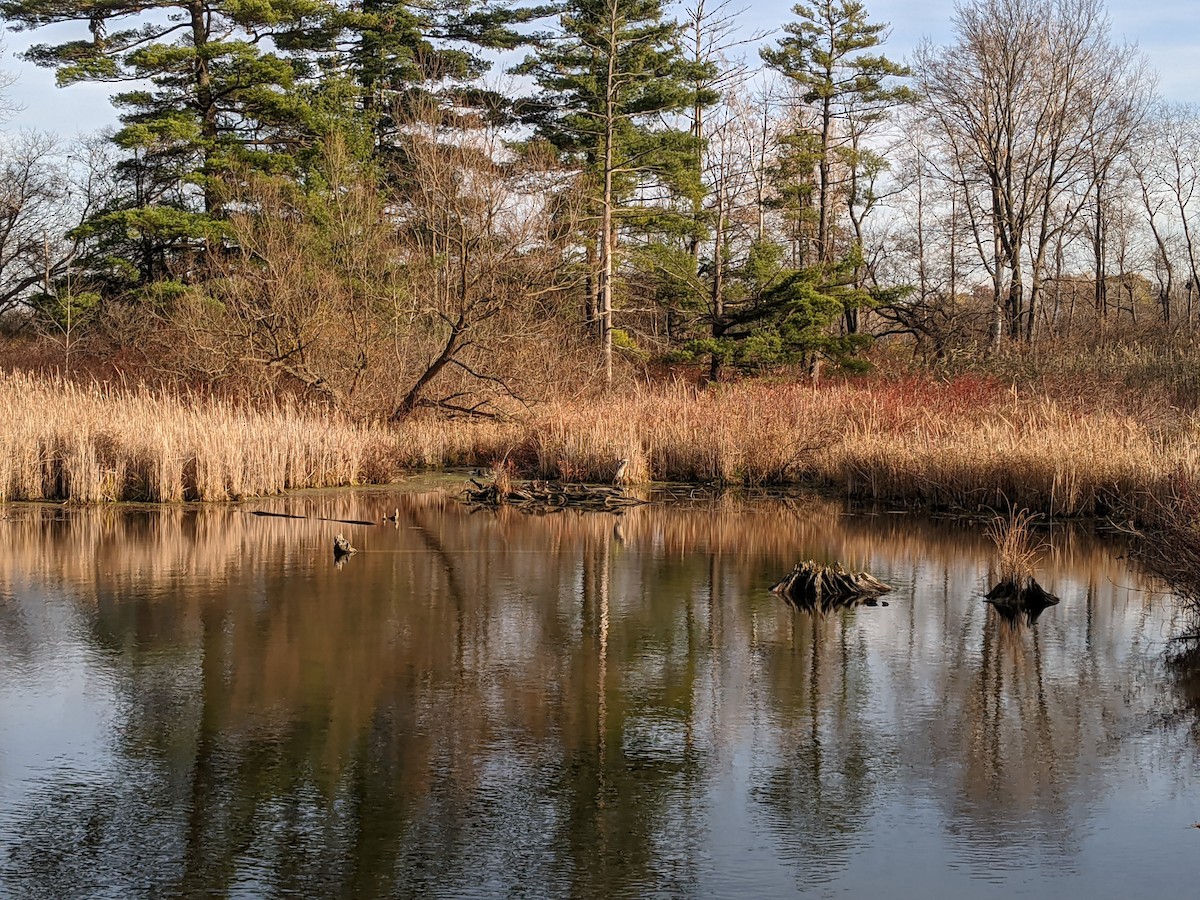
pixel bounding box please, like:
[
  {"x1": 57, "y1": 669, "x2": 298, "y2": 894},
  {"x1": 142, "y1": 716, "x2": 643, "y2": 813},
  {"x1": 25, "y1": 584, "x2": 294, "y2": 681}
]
[{"x1": 1, "y1": 371, "x2": 1193, "y2": 531}]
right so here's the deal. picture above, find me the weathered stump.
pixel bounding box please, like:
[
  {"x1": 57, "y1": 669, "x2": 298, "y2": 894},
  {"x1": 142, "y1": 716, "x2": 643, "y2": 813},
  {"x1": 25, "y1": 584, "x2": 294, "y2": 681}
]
[
  {"x1": 985, "y1": 577, "x2": 1059, "y2": 624},
  {"x1": 771, "y1": 560, "x2": 892, "y2": 612},
  {"x1": 332, "y1": 533, "x2": 357, "y2": 569}
]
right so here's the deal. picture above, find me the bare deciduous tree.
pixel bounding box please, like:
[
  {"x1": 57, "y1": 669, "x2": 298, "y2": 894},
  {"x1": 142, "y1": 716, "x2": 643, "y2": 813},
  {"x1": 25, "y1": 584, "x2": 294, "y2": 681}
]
[
  {"x1": 915, "y1": 0, "x2": 1148, "y2": 345},
  {"x1": 174, "y1": 106, "x2": 572, "y2": 419},
  {"x1": 0, "y1": 132, "x2": 77, "y2": 318}
]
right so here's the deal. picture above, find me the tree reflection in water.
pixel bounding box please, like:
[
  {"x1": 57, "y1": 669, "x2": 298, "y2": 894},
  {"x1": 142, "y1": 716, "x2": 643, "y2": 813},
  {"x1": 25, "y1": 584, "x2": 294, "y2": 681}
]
[
  {"x1": 1166, "y1": 619, "x2": 1200, "y2": 742},
  {"x1": 0, "y1": 487, "x2": 1196, "y2": 898}
]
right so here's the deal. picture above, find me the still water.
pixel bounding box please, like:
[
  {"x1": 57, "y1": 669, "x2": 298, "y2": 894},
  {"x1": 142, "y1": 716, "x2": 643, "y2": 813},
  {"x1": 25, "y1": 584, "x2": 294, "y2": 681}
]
[{"x1": 0, "y1": 482, "x2": 1198, "y2": 898}]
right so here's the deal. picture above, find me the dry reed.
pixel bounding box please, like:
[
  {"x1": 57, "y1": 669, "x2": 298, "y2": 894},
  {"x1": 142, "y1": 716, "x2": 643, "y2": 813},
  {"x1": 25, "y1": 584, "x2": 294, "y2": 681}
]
[
  {"x1": 8, "y1": 371, "x2": 1200, "y2": 524},
  {"x1": 0, "y1": 372, "x2": 405, "y2": 502},
  {"x1": 490, "y1": 456, "x2": 515, "y2": 496},
  {"x1": 1127, "y1": 481, "x2": 1200, "y2": 608},
  {"x1": 985, "y1": 509, "x2": 1046, "y2": 584},
  {"x1": 403, "y1": 376, "x2": 1200, "y2": 523}
]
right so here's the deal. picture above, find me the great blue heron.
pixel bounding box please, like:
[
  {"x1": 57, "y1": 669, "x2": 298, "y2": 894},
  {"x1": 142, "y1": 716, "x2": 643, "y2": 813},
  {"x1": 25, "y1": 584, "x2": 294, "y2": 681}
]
[{"x1": 613, "y1": 458, "x2": 629, "y2": 485}]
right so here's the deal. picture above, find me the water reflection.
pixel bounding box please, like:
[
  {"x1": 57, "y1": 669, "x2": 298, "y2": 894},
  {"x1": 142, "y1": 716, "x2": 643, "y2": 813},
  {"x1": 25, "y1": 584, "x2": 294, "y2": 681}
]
[
  {"x1": 1166, "y1": 623, "x2": 1200, "y2": 743},
  {"x1": 0, "y1": 485, "x2": 1196, "y2": 898},
  {"x1": 986, "y1": 598, "x2": 1057, "y2": 626}
]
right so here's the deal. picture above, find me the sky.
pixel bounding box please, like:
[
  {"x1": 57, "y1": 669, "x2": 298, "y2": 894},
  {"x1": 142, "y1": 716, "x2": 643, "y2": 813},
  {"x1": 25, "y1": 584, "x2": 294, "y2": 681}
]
[{"x1": 1, "y1": 0, "x2": 1198, "y2": 137}]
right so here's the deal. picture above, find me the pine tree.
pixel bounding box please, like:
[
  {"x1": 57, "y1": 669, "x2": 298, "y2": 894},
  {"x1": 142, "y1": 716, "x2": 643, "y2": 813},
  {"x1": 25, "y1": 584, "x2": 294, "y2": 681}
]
[
  {"x1": 344, "y1": 0, "x2": 551, "y2": 146},
  {"x1": 517, "y1": 0, "x2": 712, "y2": 385},
  {"x1": 1, "y1": 0, "x2": 338, "y2": 285},
  {"x1": 761, "y1": 1, "x2": 912, "y2": 266},
  {"x1": 679, "y1": 238, "x2": 875, "y2": 378},
  {"x1": 10, "y1": 0, "x2": 342, "y2": 199}
]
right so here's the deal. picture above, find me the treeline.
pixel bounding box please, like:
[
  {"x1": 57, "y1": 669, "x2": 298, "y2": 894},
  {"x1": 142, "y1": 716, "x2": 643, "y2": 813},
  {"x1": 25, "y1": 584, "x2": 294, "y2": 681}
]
[{"x1": 0, "y1": 0, "x2": 1187, "y2": 417}]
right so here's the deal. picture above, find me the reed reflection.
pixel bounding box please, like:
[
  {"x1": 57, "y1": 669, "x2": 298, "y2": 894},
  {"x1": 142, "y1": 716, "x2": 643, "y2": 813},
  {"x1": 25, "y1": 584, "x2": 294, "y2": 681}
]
[{"x1": 0, "y1": 487, "x2": 1192, "y2": 898}]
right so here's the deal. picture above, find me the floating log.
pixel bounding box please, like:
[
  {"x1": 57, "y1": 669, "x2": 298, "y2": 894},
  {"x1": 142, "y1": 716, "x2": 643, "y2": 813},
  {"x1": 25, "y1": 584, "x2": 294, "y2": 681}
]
[
  {"x1": 252, "y1": 511, "x2": 376, "y2": 526},
  {"x1": 462, "y1": 478, "x2": 647, "y2": 513},
  {"x1": 985, "y1": 577, "x2": 1059, "y2": 624},
  {"x1": 771, "y1": 560, "x2": 892, "y2": 612}
]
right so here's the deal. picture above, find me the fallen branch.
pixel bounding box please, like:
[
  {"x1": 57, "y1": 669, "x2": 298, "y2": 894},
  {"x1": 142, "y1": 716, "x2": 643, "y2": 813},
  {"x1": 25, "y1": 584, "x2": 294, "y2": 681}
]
[
  {"x1": 461, "y1": 478, "x2": 648, "y2": 512},
  {"x1": 252, "y1": 510, "x2": 375, "y2": 526}
]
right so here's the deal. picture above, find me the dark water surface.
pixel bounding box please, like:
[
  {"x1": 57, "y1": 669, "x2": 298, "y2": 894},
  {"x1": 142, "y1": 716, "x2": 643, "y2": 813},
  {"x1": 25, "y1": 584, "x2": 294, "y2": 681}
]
[{"x1": 1, "y1": 481, "x2": 1199, "y2": 898}]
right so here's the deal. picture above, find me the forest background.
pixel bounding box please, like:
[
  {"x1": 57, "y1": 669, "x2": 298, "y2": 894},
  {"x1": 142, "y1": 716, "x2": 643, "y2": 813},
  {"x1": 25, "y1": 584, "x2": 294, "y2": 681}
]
[{"x1": 2, "y1": 0, "x2": 1200, "y2": 548}]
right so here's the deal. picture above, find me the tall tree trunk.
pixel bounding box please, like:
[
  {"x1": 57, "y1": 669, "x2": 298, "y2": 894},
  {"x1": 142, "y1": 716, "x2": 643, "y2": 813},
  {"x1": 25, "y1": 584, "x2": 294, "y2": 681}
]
[
  {"x1": 990, "y1": 196, "x2": 1004, "y2": 351},
  {"x1": 949, "y1": 188, "x2": 958, "y2": 309},
  {"x1": 1093, "y1": 180, "x2": 1106, "y2": 319},
  {"x1": 599, "y1": 8, "x2": 618, "y2": 388},
  {"x1": 1007, "y1": 255, "x2": 1024, "y2": 340},
  {"x1": 585, "y1": 239, "x2": 597, "y2": 332},
  {"x1": 189, "y1": 0, "x2": 217, "y2": 215},
  {"x1": 709, "y1": 178, "x2": 726, "y2": 381},
  {"x1": 818, "y1": 91, "x2": 833, "y2": 264},
  {"x1": 688, "y1": 4, "x2": 705, "y2": 272},
  {"x1": 1137, "y1": 165, "x2": 1174, "y2": 326}
]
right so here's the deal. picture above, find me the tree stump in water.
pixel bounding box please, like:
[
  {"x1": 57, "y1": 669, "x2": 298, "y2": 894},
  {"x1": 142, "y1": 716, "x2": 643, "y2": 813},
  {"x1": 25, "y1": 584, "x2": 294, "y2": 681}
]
[
  {"x1": 333, "y1": 533, "x2": 356, "y2": 557},
  {"x1": 771, "y1": 561, "x2": 892, "y2": 612},
  {"x1": 985, "y1": 577, "x2": 1059, "y2": 623}
]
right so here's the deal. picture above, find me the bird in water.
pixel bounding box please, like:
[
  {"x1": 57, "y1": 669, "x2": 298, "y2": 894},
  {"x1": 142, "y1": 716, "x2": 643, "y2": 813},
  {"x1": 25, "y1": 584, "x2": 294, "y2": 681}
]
[{"x1": 613, "y1": 458, "x2": 630, "y2": 486}]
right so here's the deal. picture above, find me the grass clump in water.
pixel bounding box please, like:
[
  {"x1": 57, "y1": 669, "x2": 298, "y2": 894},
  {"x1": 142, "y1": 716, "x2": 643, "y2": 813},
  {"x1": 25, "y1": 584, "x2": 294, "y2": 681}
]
[{"x1": 984, "y1": 508, "x2": 1059, "y2": 616}]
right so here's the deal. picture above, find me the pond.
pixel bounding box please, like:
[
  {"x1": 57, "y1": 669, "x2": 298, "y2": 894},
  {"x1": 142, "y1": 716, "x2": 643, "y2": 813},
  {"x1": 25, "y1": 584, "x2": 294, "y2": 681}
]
[{"x1": 1, "y1": 481, "x2": 1198, "y2": 898}]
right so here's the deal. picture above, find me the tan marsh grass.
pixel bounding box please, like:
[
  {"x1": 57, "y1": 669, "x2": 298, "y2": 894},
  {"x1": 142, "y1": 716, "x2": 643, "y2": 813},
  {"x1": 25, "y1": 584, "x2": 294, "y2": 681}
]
[
  {"x1": 7, "y1": 372, "x2": 1200, "y2": 526},
  {"x1": 401, "y1": 377, "x2": 1200, "y2": 522},
  {"x1": 0, "y1": 372, "x2": 406, "y2": 502},
  {"x1": 985, "y1": 509, "x2": 1046, "y2": 584}
]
